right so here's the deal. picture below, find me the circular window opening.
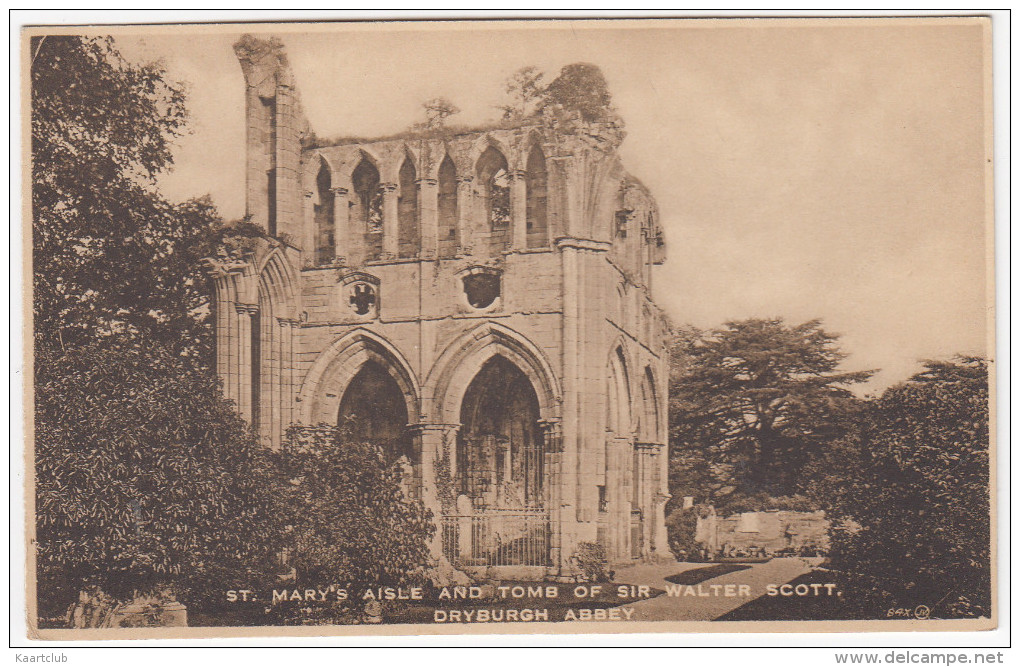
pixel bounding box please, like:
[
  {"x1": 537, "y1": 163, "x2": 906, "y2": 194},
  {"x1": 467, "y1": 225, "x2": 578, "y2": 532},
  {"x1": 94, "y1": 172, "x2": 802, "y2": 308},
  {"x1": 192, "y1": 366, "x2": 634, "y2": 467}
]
[{"x1": 463, "y1": 273, "x2": 500, "y2": 309}]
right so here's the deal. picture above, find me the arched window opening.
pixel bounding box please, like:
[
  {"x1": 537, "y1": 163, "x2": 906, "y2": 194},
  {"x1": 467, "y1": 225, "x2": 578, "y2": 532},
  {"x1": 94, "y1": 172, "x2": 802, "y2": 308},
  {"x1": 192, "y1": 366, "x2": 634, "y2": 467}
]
[
  {"x1": 397, "y1": 157, "x2": 419, "y2": 258},
  {"x1": 338, "y1": 360, "x2": 411, "y2": 461},
  {"x1": 609, "y1": 347, "x2": 631, "y2": 436},
  {"x1": 477, "y1": 146, "x2": 511, "y2": 255},
  {"x1": 314, "y1": 162, "x2": 334, "y2": 265},
  {"x1": 437, "y1": 155, "x2": 459, "y2": 258},
  {"x1": 525, "y1": 146, "x2": 548, "y2": 248},
  {"x1": 351, "y1": 158, "x2": 383, "y2": 261},
  {"x1": 457, "y1": 356, "x2": 544, "y2": 509}
]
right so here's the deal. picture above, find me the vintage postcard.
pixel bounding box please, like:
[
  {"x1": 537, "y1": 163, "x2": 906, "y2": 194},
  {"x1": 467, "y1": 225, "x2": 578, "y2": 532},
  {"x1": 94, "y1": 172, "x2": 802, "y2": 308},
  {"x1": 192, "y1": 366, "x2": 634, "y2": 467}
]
[{"x1": 22, "y1": 16, "x2": 996, "y2": 640}]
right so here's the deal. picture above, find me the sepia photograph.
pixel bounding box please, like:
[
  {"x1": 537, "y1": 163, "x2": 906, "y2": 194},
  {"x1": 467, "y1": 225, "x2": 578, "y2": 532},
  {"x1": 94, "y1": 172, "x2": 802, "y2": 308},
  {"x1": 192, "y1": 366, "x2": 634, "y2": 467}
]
[{"x1": 20, "y1": 15, "x2": 997, "y2": 642}]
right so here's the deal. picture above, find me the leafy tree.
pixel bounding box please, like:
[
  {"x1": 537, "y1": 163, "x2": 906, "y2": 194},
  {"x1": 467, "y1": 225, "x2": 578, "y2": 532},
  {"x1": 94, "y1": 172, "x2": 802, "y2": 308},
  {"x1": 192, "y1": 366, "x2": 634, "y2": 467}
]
[
  {"x1": 497, "y1": 65, "x2": 545, "y2": 120},
  {"x1": 273, "y1": 425, "x2": 433, "y2": 585},
  {"x1": 668, "y1": 318, "x2": 871, "y2": 509},
  {"x1": 31, "y1": 35, "x2": 218, "y2": 364},
  {"x1": 807, "y1": 357, "x2": 991, "y2": 618},
  {"x1": 265, "y1": 425, "x2": 434, "y2": 624},
  {"x1": 34, "y1": 340, "x2": 281, "y2": 626},
  {"x1": 410, "y1": 97, "x2": 460, "y2": 133},
  {"x1": 541, "y1": 62, "x2": 615, "y2": 122},
  {"x1": 31, "y1": 35, "x2": 282, "y2": 627}
]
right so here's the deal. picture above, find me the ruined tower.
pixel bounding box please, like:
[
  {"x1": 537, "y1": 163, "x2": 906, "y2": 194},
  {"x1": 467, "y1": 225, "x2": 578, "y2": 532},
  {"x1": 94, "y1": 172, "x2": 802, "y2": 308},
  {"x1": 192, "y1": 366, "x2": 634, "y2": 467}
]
[{"x1": 210, "y1": 35, "x2": 671, "y2": 576}]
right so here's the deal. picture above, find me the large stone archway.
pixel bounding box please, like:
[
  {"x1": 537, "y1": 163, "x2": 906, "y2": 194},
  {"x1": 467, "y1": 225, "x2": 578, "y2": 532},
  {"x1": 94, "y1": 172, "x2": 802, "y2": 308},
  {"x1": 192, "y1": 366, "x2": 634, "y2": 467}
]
[
  {"x1": 297, "y1": 328, "x2": 420, "y2": 428},
  {"x1": 422, "y1": 322, "x2": 562, "y2": 573}
]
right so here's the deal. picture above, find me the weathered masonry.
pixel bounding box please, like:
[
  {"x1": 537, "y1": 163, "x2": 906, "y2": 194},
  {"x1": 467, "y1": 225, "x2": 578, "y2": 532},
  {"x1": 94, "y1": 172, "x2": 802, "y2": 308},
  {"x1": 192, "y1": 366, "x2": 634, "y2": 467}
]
[{"x1": 209, "y1": 35, "x2": 671, "y2": 578}]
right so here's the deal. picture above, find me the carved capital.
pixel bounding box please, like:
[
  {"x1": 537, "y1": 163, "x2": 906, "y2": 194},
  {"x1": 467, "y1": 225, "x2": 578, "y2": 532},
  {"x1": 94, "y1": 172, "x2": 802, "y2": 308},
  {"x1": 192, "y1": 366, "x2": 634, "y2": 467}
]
[
  {"x1": 380, "y1": 182, "x2": 398, "y2": 193},
  {"x1": 234, "y1": 303, "x2": 259, "y2": 316},
  {"x1": 329, "y1": 187, "x2": 349, "y2": 197},
  {"x1": 415, "y1": 178, "x2": 438, "y2": 188}
]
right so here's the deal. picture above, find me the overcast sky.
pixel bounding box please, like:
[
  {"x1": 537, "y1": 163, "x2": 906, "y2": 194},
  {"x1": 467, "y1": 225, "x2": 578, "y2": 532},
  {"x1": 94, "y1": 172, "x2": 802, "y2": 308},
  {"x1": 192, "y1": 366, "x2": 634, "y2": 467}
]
[{"x1": 109, "y1": 19, "x2": 990, "y2": 393}]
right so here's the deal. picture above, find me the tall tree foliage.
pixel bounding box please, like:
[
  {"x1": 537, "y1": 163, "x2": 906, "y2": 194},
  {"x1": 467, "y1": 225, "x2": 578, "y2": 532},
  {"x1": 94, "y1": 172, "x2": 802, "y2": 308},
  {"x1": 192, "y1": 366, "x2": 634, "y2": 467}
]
[
  {"x1": 34, "y1": 342, "x2": 280, "y2": 623},
  {"x1": 668, "y1": 318, "x2": 871, "y2": 508},
  {"x1": 541, "y1": 62, "x2": 615, "y2": 122},
  {"x1": 30, "y1": 36, "x2": 278, "y2": 626},
  {"x1": 807, "y1": 357, "x2": 991, "y2": 618},
  {"x1": 31, "y1": 35, "x2": 217, "y2": 364}
]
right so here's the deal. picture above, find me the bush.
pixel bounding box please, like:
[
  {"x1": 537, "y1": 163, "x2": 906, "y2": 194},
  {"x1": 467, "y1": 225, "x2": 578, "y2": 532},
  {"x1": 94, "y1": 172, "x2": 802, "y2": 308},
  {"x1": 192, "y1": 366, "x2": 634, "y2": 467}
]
[
  {"x1": 572, "y1": 541, "x2": 613, "y2": 583},
  {"x1": 35, "y1": 340, "x2": 281, "y2": 624},
  {"x1": 665, "y1": 507, "x2": 700, "y2": 561},
  {"x1": 263, "y1": 425, "x2": 436, "y2": 624},
  {"x1": 808, "y1": 358, "x2": 991, "y2": 618}
]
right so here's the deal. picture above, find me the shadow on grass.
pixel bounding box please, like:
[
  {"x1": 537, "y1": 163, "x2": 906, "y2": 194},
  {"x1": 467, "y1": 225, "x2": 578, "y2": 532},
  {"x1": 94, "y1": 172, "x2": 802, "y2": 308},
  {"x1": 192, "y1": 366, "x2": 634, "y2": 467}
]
[{"x1": 665, "y1": 564, "x2": 752, "y2": 586}]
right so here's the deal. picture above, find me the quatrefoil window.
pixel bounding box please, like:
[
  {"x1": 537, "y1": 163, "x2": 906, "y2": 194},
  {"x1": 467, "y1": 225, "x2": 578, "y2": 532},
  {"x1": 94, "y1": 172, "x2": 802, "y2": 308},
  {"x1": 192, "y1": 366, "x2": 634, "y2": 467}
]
[{"x1": 349, "y1": 282, "x2": 376, "y2": 315}]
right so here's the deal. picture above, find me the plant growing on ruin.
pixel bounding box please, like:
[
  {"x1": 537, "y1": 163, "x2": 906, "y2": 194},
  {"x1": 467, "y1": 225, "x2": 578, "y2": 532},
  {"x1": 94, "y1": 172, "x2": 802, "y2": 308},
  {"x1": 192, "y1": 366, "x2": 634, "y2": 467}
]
[
  {"x1": 541, "y1": 62, "x2": 616, "y2": 122},
  {"x1": 497, "y1": 65, "x2": 546, "y2": 120}
]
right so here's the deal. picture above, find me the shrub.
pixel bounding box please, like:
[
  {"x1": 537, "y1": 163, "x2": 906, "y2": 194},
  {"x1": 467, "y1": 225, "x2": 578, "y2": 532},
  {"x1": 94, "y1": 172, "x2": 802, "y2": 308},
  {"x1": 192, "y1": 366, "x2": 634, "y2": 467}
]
[{"x1": 572, "y1": 541, "x2": 613, "y2": 583}]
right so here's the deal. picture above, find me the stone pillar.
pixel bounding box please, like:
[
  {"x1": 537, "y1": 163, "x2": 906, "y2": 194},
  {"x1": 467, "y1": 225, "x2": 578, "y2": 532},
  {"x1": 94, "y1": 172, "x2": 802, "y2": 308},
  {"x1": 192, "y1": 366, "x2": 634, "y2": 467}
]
[
  {"x1": 235, "y1": 303, "x2": 256, "y2": 423},
  {"x1": 275, "y1": 318, "x2": 294, "y2": 449},
  {"x1": 214, "y1": 278, "x2": 228, "y2": 384},
  {"x1": 381, "y1": 182, "x2": 399, "y2": 258},
  {"x1": 331, "y1": 186, "x2": 349, "y2": 264},
  {"x1": 414, "y1": 423, "x2": 460, "y2": 559},
  {"x1": 636, "y1": 442, "x2": 665, "y2": 559},
  {"x1": 510, "y1": 169, "x2": 528, "y2": 250},
  {"x1": 224, "y1": 276, "x2": 239, "y2": 407},
  {"x1": 456, "y1": 176, "x2": 474, "y2": 256},
  {"x1": 418, "y1": 178, "x2": 439, "y2": 259},
  {"x1": 539, "y1": 419, "x2": 564, "y2": 576}
]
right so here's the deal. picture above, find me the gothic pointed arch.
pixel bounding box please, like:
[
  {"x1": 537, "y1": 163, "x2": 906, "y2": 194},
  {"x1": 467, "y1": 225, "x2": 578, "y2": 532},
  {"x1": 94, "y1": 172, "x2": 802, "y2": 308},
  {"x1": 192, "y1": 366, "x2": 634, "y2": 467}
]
[
  {"x1": 397, "y1": 152, "x2": 419, "y2": 258},
  {"x1": 297, "y1": 328, "x2": 421, "y2": 430},
  {"x1": 350, "y1": 154, "x2": 384, "y2": 261},
  {"x1": 640, "y1": 366, "x2": 661, "y2": 443},
  {"x1": 313, "y1": 155, "x2": 334, "y2": 265},
  {"x1": 425, "y1": 321, "x2": 561, "y2": 425},
  {"x1": 607, "y1": 342, "x2": 632, "y2": 437},
  {"x1": 475, "y1": 145, "x2": 511, "y2": 256},
  {"x1": 524, "y1": 142, "x2": 548, "y2": 248},
  {"x1": 437, "y1": 152, "x2": 459, "y2": 258}
]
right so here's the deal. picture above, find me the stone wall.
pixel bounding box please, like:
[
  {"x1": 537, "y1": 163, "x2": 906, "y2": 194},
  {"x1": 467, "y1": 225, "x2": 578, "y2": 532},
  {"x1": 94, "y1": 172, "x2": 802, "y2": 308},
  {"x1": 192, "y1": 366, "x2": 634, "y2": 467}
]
[{"x1": 213, "y1": 34, "x2": 672, "y2": 575}]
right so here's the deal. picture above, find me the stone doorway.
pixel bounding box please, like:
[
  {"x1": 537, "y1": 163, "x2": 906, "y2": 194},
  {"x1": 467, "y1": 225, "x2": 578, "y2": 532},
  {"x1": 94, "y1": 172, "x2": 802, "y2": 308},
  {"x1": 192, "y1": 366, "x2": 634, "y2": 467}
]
[
  {"x1": 442, "y1": 355, "x2": 550, "y2": 568},
  {"x1": 456, "y1": 355, "x2": 544, "y2": 509}
]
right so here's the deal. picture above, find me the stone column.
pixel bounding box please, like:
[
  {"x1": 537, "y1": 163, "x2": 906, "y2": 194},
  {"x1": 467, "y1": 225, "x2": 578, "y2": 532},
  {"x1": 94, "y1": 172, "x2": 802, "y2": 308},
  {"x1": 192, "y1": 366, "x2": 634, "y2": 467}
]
[
  {"x1": 456, "y1": 176, "x2": 474, "y2": 256},
  {"x1": 539, "y1": 418, "x2": 565, "y2": 576},
  {"x1": 510, "y1": 169, "x2": 528, "y2": 250},
  {"x1": 414, "y1": 423, "x2": 460, "y2": 559},
  {"x1": 235, "y1": 303, "x2": 256, "y2": 423},
  {"x1": 381, "y1": 182, "x2": 399, "y2": 259},
  {"x1": 275, "y1": 318, "x2": 295, "y2": 449},
  {"x1": 417, "y1": 178, "x2": 439, "y2": 259},
  {"x1": 331, "y1": 186, "x2": 349, "y2": 264},
  {"x1": 636, "y1": 442, "x2": 664, "y2": 559}
]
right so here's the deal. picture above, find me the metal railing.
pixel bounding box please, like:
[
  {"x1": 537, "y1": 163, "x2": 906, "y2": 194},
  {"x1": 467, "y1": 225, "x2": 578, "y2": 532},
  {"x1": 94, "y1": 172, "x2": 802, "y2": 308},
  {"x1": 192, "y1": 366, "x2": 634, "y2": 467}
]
[{"x1": 442, "y1": 509, "x2": 551, "y2": 567}]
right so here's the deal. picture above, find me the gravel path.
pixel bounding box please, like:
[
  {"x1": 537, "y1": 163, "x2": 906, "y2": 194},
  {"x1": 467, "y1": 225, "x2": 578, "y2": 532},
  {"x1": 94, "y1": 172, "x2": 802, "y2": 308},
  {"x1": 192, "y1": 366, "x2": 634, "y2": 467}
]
[{"x1": 613, "y1": 557, "x2": 816, "y2": 621}]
